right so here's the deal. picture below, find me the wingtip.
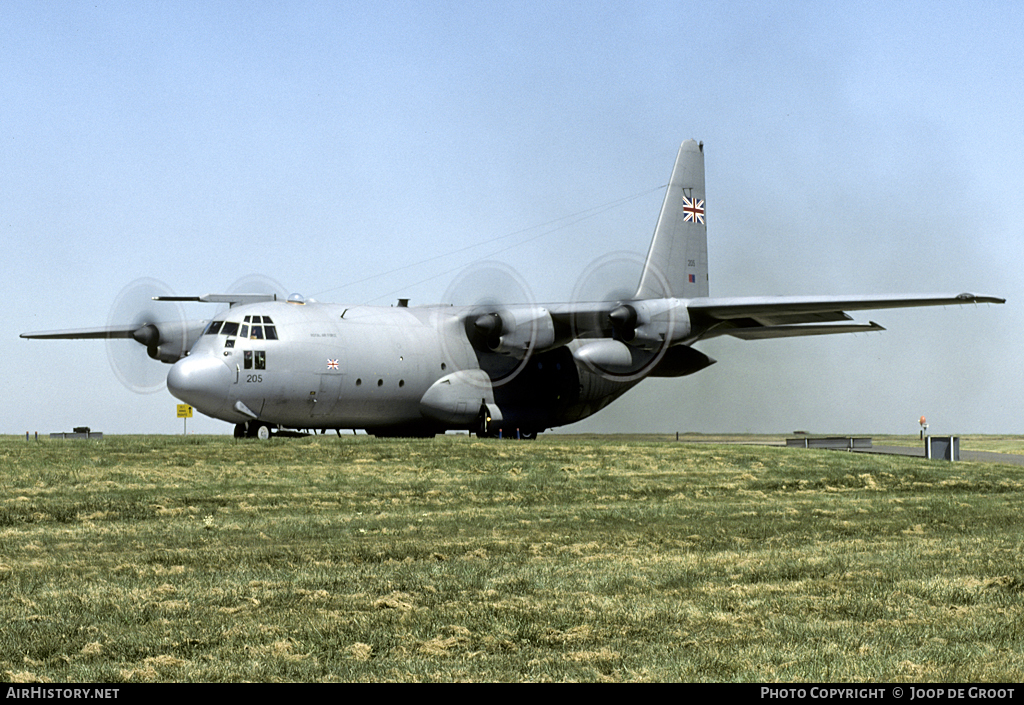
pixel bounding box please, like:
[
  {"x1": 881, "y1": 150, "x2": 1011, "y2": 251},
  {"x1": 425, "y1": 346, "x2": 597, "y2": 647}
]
[{"x1": 957, "y1": 293, "x2": 1006, "y2": 304}]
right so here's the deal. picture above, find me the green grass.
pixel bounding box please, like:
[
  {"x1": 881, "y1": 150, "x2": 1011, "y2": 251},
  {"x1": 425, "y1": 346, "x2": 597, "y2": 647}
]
[{"x1": 2, "y1": 434, "x2": 1024, "y2": 682}]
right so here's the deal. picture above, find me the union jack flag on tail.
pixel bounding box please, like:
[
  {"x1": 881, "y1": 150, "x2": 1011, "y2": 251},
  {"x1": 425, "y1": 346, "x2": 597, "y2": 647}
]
[{"x1": 681, "y1": 195, "x2": 705, "y2": 224}]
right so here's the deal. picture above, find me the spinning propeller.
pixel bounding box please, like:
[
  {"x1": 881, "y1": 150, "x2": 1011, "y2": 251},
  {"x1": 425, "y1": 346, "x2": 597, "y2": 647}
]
[
  {"x1": 105, "y1": 278, "x2": 190, "y2": 394},
  {"x1": 567, "y1": 253, "x2": 685, "y2": 381},
  {"x1": 225, "y1": 274, "x2": 287, "y2": 309},
  {"x1": 441, "y1": 262, "x2": 544, "y2": 387}
]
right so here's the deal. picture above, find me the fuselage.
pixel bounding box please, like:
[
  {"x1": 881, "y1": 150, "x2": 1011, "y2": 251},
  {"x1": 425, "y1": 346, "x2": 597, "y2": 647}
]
[{"x1": 167, "y1": 299, "x2": 638, "y2": 436}]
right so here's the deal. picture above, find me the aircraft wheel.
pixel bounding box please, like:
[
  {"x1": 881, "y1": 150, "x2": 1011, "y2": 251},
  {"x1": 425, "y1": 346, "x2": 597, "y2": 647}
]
[
  {"x1": 255, "y1": 424, "x2": 272, "y2": 441},
  {"x1": 234, "y1": 423, "x2": 247, "y2": 439},
  {"x1": 520, "y1": 430, "x2": 538, "y2": 441}
]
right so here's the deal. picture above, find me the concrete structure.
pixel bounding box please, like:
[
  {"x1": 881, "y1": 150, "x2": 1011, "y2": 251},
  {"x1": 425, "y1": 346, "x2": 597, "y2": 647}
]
[
  {"x1": 925, "y1": 436, "x2": 960, "y2": 461},
  {"x1": 787, "y1": 437, "x2": 872, "y2": 450}
]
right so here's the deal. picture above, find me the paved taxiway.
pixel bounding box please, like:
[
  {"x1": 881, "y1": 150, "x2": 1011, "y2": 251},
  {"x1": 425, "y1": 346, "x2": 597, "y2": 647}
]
[
  {"x1": 855, "y1": 445, "x2": 1024, "y2": 466},
  {"x1": 681, "y1": 439, "x2": 1024, "y2": 466}
]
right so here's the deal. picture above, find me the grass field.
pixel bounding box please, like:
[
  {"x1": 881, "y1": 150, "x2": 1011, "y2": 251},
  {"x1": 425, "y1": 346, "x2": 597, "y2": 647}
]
[{"x1": 2, "y1": 434, "x2": 1023, "y2": 682}]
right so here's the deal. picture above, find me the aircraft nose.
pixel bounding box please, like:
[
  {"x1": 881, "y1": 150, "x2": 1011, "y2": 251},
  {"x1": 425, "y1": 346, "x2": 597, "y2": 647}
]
[{"x1": 167, "y1": 355, "x2": 233, "y2": 412}]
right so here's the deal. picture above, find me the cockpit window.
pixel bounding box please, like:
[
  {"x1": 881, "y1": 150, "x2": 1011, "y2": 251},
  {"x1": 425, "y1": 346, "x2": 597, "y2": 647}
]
[
  {"x1": 206, "y1": 316, "x2": 278, "y2": 343},
  {"x1": 242, "y1": 315, "x2": 277, "y2": 339}
]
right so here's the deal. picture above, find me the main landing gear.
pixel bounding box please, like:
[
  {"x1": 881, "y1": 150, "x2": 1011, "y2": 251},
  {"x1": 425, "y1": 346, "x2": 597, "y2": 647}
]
[
  {"x1": 475, "y1": 406, "x2": 538, "y2": 440},
  {"x1": 475, "y1": 424, "x2": 539, "y2": 440},
  {"x1": 234, "y1": 421, "x2": 273, "y2": 440}
]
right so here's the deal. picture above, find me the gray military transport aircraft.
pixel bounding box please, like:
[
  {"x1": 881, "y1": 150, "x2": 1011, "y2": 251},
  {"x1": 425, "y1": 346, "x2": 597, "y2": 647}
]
[{"x1": 22, "y1": 140, "x2": 1004, "y2": 439}]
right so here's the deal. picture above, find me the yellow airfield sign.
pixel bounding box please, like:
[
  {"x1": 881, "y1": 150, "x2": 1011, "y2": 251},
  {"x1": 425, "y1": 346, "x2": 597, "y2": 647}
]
[{"x1": 176, "y1": 404, "x2": 193, "y2": 418}]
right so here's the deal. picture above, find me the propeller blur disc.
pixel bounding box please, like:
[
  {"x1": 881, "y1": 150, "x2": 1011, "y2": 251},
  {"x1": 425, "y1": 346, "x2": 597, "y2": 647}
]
[
  {"x1": 218, "y1": 274, "x2": 289, "y2": 314},
  {"x1": 569, "y1": 251, "x2": 644, "y2": 306},
  {"x1": 106, "y1": 278, "x2": 183, "y2": 394},
  {"x1": 226, "y1": 274, "x2": 288, "y2": 300},
  {"x1": 569, "y1": 252, "x2": 675, "y2": 382},
  {"x1": 440, "y1": 261, "x2": 538, "y2": 388}
]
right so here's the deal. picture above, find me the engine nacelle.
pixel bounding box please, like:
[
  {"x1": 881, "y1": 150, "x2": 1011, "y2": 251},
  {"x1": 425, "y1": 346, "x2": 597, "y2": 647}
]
[
  {"x1": 472, "y1": 306, "x2": 556, "y2": 358},
  {"x1": 609, "y1": 298, "x2": 691, "y2": 351},
  {"x1": 136, "y1": 320, "x2": 207, "y2": 363}
]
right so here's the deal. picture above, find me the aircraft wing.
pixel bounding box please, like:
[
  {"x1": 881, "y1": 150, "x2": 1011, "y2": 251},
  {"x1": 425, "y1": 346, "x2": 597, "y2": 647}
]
[
  {"x1": 543, "y1": 292, "x2": 1004, "y2": 346},
  {"x1": 20, "y1": 326, "x2": 143, "y2": 340},
  {"x1": 688, "y1": 292, "x2": 1005, "y2": 340},
  {"x1": 154, "y1": 293, "x2": 279, "y2": 306},
  {"x1": 21, "y1": 293, "x2": 277, "y2": 339},
  {"x1": 22, "y1": 318, "x2": 210, "y2": 364},
  {"x1": 547, "y1": 302, "x2": 618, "y2": 340}
]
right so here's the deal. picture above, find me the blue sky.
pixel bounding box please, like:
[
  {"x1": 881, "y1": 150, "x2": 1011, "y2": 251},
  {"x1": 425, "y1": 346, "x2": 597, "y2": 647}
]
[{"x1": 4, "y1": 1, "x2": 1020, "y2": 435}]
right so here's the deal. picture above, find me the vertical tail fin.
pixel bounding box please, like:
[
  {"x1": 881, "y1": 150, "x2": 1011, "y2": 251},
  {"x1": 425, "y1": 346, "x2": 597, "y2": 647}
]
[{"x1": 635, "y1": 139, "x2": 708, "y2": 299}]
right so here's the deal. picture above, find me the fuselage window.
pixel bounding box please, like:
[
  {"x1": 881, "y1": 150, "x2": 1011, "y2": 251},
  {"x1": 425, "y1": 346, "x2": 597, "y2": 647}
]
[
  {"x1": 222, "y1": 321, "x2": 239, "y2": 337},
  {"x1": 239, "y1": 324, "x2": 249, "y2": 339},
  {"x1": 204, "y1": 321, "x2": 223, "y2": 335},
  {"x1": 251, "y1": 326, "x2": 264, "y2": 340}
]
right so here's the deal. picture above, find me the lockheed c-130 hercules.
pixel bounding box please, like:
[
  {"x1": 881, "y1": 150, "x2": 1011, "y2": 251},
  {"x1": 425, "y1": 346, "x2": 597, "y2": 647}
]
[{"x1": 22, "y1": 140, "x2": 1004, "y2": 439}]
